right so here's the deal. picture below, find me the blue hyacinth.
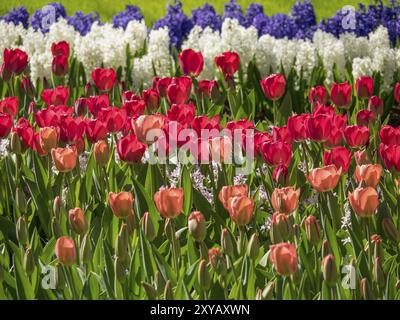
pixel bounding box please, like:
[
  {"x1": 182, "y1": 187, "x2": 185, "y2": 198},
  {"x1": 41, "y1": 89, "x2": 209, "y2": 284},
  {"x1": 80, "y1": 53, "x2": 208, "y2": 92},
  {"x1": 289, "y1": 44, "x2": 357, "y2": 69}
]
[
  {"x1": 30, "y1": 2, "x2": 67, "y2": 33},
  {"x1": 191, "y1": 3, "x2": 222, "y2": 32},
  {"x1": 112, "y1": 5, "x2": 143, "y2": 30},
  {"x1": 154, "y1": 1, "x2": 193, "y2": 50},
  {"x1": 223, "y1": 0, "x2": 246, "y2": 26},
  {"x1": 1, "y1": 6, "x2": 29, "y2": 29},
  {"x1": 67, "y1": 12, "x2": 101, "y2": 36}
]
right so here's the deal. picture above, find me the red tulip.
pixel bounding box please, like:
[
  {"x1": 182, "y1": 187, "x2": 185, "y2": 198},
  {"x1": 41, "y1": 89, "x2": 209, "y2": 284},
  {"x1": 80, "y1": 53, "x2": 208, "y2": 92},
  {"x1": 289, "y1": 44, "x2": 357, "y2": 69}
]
[
  {"x1": 356, "y1": 76, "x2": 373, "y2": 99},
  {"x1": 142, "y1": 88, "x2": 160, "y2": 111},
  {"x1": 85, "y1": 119, "x2": 108, "y2": 143},
  {"x1": 191, "y1": 115, "x2": 220, "y2": 136},
  {"x1": 368, "y1": 96, "x2": 383, "y2": 116},
  {"x1": 197, "y1": 80, "x2": 219, "y2": 100},
  {"x1": 306, "y1": 114, "x2": 331, "y2": 142},
  {"x1": 88, "y1": 94, "x2": 109, "y2": 116},
  {"x1": 59, "y1": 116, "x2": 85, "y2": 143},
  {"x1": 225, "y1": 119, "x2": 254, "y2": 136},
  {"x1": 167, "y1": 76, "x2": 192, "y2": 105},
  {"x1": 380, "y1": 144, "x2": 400, "y2": 171},
  {"x1": 272, "y1": 126, "x2": 293, "y2": 144},
  {"x1": 287, "y1": 114, "x2": 309, "y2": 141},
  {"x1": 379, "y1": 125, "x2": 400, "y2": 145},
  {"x1": 52, "y1": 55, "x2": 68, "y2": 77},
  {"x1": 356, "y1": 110, "x2": 375, "y2": 127},
  {"x1": 214, "y1": 51, "x2": 240, "y2": 80},
  {"x1": 309, "y1": 86, "x2": 327, "y2": 105},
  {"x1": 91, "y1": 68, "x2": 116, "y2": 92},
  {"x1": 394, "y1": 82, "x2": 400, "y2": 104},
  {"x1": 51, "y1": 41, "x2": 70, "y2": 57},
  {"x1": 0, "y1": 113, "x2": 13, "y2": 138},
  {"x1": 13, "y1": 118, "x2": 35, "y2": 149},
  {"x1": 272, "y1": 164, "x2": 288, "y2": 185},
  {"x1": 260, "y1": 74, "x2": 286, "y2": 101},
  {"x1": 167, "y1": 103, "x2": 196, "y2": 126},
  {"x1": 0, "y1": 96, "x2": 18, "y2": 117},
  {"x1": 3, "y1": 48, "x2": 28, "y2": 75},
  {"x1": 41, "y1": 86, "x2": 70, "y2": 106},
  {"x1": 97, "y1": 107, "x2": 127, "y2": 133},
  {"x1": 20, "y1": 76, "x2": 35, "y2": 98},
  {"x1": 330, "y1": 82, "x2": 352, "y2": 108},
  {"x1": 34, "y1": 105, "x2": 73, "y2": 128},
  {"x1": 242, "y1": 131, "x2": 271, "y2": 158},
  {"x1": 178, "y1": 48, "x2": 204, "y2": 77},
  {"x1": 116, "y1": 134, "x2": 147, "y2": 163},
  {"x1": 122, "y1": 98, "x2": 146, "y2": 118},
  {"x1": 260, "y1": 140, "x2": 292, "y2": 167},
  {"x1": 313, "y1": 103, "x2": 335, "y2": 116},
  {"x1": 155, "y1": 77, "x2": 172, "y2": 97},
  {"x1": 343, "y1": 125, "x2": 369, "y2": 148},
  {"x1": 323, "y1": 146, "x2": 352, "y2": 173},
  {"x1": 74, "y1": 97, "x2": 90, "y2": 117}
]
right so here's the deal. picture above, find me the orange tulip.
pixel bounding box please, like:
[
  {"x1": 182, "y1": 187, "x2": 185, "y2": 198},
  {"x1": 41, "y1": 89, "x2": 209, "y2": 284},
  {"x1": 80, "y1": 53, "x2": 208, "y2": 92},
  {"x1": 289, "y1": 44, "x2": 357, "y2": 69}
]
[
  {"x1": 218, "y1": 184, "x2": 248, "y2": 211},
  {"x1": 209, "y1": 136, "x2": 233, "y2": 163},
  {"x1": 55, "y1": 236, "x2": 76, "y2": 266},
  {"x1": 354, "y1": 164, "x2": 382, "y2": 188},
  {"x1": 154, "y1": 187, "x2": 184, "y2": 219},
  {"x1": 94, "y1": 140, "x2": 110, "y2": 167},
  {"x1": 307, "y1": 165, "x2": 341, "y2": 192},
  {"x1": 132, "y1": 114, "x2": 165, "y2": 144},
  {"x1": 348, "y1": 187, "x2": 379, "y2": 217},
  {"x1": 51, "y1": 146, "x2": 78, "y2": 172},
  {"x1": 269, "y1": 242, "x2": 298, "y2": 276},
  {"x1": 109, "y1": 191, "x2": 134, "y2": 218},
  {"x1": 68, "y1": 207, "x2": 88, "y2": 235},
  {"x1": 228, "y1": 195, "x2": 254, "y2": 225},
  {"x1": 39, "y1": 127, "x2": 58, "y2": 152},
  {"x1": 271, "y1": 187, "x2": 300, "y2": 214}
]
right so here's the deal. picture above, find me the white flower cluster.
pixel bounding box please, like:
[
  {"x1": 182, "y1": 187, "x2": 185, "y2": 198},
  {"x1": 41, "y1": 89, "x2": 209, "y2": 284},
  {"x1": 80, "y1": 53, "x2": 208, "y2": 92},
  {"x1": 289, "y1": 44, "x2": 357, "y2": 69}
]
[{"x1": 1, "y1": 18, "x2": 400, "y2": 91}]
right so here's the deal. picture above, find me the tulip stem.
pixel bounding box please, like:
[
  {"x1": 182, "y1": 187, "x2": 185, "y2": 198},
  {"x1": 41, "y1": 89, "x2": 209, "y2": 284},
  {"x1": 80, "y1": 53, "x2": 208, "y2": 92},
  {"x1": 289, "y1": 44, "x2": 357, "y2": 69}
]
[
  {"x1": 65, "y1": 266, "x2": 78, "y2": 300},
  {"x1": 365, "y1": 218, "x2": 372, "y2": 275},
  {"x1": 287, "y1": 277, "x2": 296, "y2": 300}
]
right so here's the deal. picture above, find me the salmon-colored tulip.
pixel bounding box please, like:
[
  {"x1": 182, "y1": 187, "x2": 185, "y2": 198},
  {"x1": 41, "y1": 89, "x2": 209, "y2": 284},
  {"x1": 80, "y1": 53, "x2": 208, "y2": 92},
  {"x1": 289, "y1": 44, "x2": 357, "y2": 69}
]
[
  {"x1": 228, "y1": 195, "x2": 254, "y2": 226},
  {"x1": 154, "y1": 187, "x2": 184, "y2": 219},
  {"x1": 218, "y1": 184, "x2": 248, "y2": 211},
  {"x1": 109, "y1": 191, "x2": 134, "y2": 218},
  {"x1": 94, "y1": 140, "x2": 110, "y2": 167},
  {"x1": 51, "y1": 146, "x2": 78, "y2": 172},
  {"x1": 68, "y1": 207, "x2": 88, "y2": 235},
  {"x1": 132, "y1": 114, "x2": 165, "y2": 144},
  {"x1": 39, "y1": 127, "x2": 59, "y2": 152},
  {"x1": 354, "y1": 164, "x2": 382, "y2": 188},
  {"x1": 55, "y1": 236, "x2": 76, "y2": 266},
  {"x1": 348, "y1": 187, "x2": 379, "y2": 217},
  {"x1": 209, "y1": 136, "x2": 233, "y2": 163},
  {"x1": 271, "y1": 187, "x2": 300, "y2": 214},
  {"x1": 307, "y1": 165, "x2": 342, "y2": 192},
  {"x1": 269, "y1": 242, "x2": 298, "y2": 276}
]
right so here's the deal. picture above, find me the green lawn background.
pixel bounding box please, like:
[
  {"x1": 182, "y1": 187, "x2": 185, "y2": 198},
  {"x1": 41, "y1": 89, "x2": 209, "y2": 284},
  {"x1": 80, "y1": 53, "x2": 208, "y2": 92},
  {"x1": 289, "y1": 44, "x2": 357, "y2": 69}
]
[{"x1": 0, "y1": 0, "x2": 382, "y2": 26}]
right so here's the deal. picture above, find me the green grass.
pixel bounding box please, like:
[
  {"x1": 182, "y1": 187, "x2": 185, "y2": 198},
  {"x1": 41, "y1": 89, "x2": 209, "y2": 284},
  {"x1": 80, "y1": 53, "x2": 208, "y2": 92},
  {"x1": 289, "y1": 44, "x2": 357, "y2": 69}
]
[{"x1": 1, "y1": 0, "x2": 381, "y2": 26}]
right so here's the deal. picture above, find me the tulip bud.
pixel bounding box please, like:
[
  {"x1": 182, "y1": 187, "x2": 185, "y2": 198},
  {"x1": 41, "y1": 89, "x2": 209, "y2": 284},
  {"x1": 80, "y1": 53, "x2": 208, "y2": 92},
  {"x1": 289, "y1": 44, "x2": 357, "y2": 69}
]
[
  {"x1": 155, "y1": 271, "x2": 166, "y2": 296},
  {"x1": 80, "y1": 234, "x2": 93, "y2": 264},
  {"x1": 75, "y1": 97, "x2": 88, "y2": 117},
  {"x1": 28, "y1": 101, "x2": 36, "y2": 113},
  {"x1": 256, "y1": 289, "x2": 263, "y2": 300},
  {"x1": 221, "y1": 228, "x2": 234, "y2": 256},
  {"x1": 109, "y1": 191, "x2": 134, "y2": 218},
  {"x1": 272, "y1": 164, "x2": 288, "y2": 186},
  {"x1": 247, "y1": 233, "x2": 259, "y2": 260},
  {"x1": 164, "y1": 218, "x2": 174, "y2": 242},
  {"x1": 53, "y1": 196, "x2": 61, "y2": 220},
  {"x1": 94, "y1": 140, "x2": 110, "y2": 167},
  {"x1": 396, "y1": 280, "x2": 400, "y2": 291},
  {"x1": 10, "y1": 131, "x2": 22, "y2": 154},
  {"x1": 209, "y1": 248, "x2": 227, "y2": 276},
  {"x1": 84, "y1": 82, "x2": 91, "y2": 97},
  {"x1": 373, "y1": 257, "x2": 385, "y2": 289},
  {"x1": 262, "y1": 282, "x2": 275, "y2": 300},
  {"x1": 51, "y1": 217, "x2": 62, "y2": 238},
  {"x1": 16, "y1": 188, "x2": 27, "y2": 214},
  {"x1": 16, "y1": 216, "x2": 28, "y2": 246},
  {"x1": 305, "y1": 215, "x2": 321, "y2": 246},
  {"x1": 321, "y1": 254, "x2": 338, "y2": 286},
  {"x1": 164, "y1": 280, "x2": 174, "y2": 300},
  {"x1": 115, "y1": 257, "x2": 127, "y2": 283},
  {"x1": 142, "y1": 281, "x2": 157, "y2": 299},
  {"x1": 20, "y1": 76, "x2": 35, "y2": 99},
  {"x1": 142, "y1": 212, "x2": 156, "y2": 241},
  {"x1": 39, "y1": 127, "x2": 58, "y2": 152},
  {"x1": 23, "y1": 248, "x2": 35, "y2": 276},
  {"x1": 382, "y1": 218, "x2": 400, "y2": 243},
  {"x1": 115, "y1": 224, "x2": 129, "y2": 262},
  {"x1": 322, "y1": 240, "x2": 331, "y2": 257},
  {"x1": 271, "y1": 213, "x2": 292, "y2": 243},
  {"x1": 68, "y1": 208, "x2": 88, "y2": 235},
  {"x1": 55, "y1": 263, "x2": 65, "y2": 289},
  {"x1": 360, "y1": 278, "x2": 375, "y2": 300},
  {"x1": 198, "y1": 259, "x2": 210, "y2": 291},
  {"x1": 188, "y1": 211, "x2": 206, "y2": 242},
  {"x1": 126, "y1": 212, "x2": 136, "y2": 234},
  {"x1": 55, "y1": 236, "x2": 76, "y2": 266},
  {"x1": 0, "y1": 264, "x2": 4, "y2": 283},
  {"x1": 370, "y1": 234, "x2": 384, "y2": 261}
]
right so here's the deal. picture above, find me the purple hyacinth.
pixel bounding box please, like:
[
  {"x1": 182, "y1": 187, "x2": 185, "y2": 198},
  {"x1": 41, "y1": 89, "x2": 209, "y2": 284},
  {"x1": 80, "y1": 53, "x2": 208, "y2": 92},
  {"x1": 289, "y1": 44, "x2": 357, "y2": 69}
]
[
  {"x1": 112, "y1": 5, "x2": 143, "y2": 30},
  {"x1": 153, "y1": 1, "x2": 193, "y2": 50},
  {"x1": 263, "y1": 14, "x2": 298, "y2": 39},
  {"x1": 30, "y1": 2, "x2": 67, "y2": 33},
  {"x1": 290, "y1": 0, "x2": 317, "y2": 39},
  {"x1": 223, "y1": 0, "x2": 246, "y2": 26},
  {"x1": 1, "y1": 6, "x2": 29, "y2": 29},
  {"x1": 191, "y1": 3, "x2": 222, "y2": 31},
  {"x1": 67, "y1": 12, "x2": 100, "y2": 36},
  {"x1": 244, "y1": 3, "x2": 264, "y2": 28}
]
